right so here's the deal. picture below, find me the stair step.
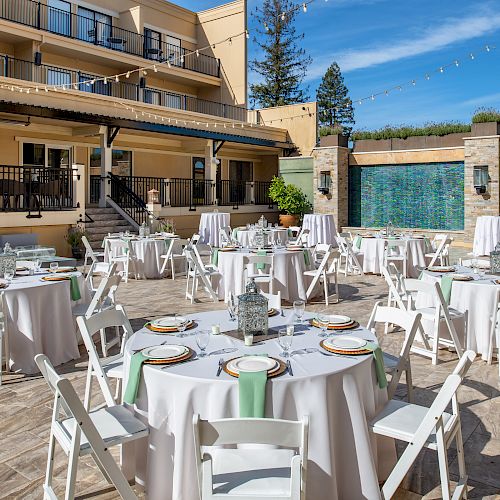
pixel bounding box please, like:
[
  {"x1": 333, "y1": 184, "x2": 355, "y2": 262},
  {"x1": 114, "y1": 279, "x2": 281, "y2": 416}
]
[
  {"x1": 86, "y1": 219, "x2": 131, "y2": 228},
  {"x1": 87, "y1": 213, "x2": 124, "y2": 222},
  {"x1": 85, "y1": 207, "x2": 117, "y2": 215}
]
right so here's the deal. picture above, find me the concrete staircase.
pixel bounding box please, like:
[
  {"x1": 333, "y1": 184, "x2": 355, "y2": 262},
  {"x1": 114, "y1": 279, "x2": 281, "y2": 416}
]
[{"x1": 84, "y1": 207, "x2": 136, "y2": 250}]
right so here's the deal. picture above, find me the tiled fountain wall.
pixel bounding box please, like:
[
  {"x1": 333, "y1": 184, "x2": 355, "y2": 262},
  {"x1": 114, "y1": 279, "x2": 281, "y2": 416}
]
[{"x1": 348, "y1": 162, "x2": 465, "y2": 230}]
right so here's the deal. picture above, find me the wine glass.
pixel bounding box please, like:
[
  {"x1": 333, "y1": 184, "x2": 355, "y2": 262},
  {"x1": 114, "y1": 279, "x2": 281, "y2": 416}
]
[
  {"x1": 196, "y1": 330, "x2": 210, "y2": 357},
  {"x1": 293, "y1": 300, "x2": 305, "y2": 324},
  {"x1": 4, "y1": 270, "x2": 14, "y2": 283},
  {"x1": 317, "y1": 312, "x2": 330, "y2": 337},
  {"x1": 34, "y1": 259, "x2": 41, "y2": 274},
  {"x1": 49, "y1": 262, "x2": 59, "y2": 273},
  {"x1": 176, "y1": 317, "x2": 188, "y2": 338},
  {"x1": 278, "y1": 328, "x2": 293, "y2": 358}
]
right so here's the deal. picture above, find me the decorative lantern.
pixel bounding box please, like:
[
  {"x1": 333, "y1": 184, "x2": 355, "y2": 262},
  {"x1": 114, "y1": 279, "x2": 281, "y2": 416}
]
[
  {"x1": 473, "y1": 166, "x2": 489, "y2": 194},
  {"x1": 147, "y1": 188, "x2": 160, "y2": 204},
  {"x1": 0, "y1": 243, "x2": 17, "y2": 277},
  {"x1": 258, "y1": 215, "x2": 268, "y2": 228},
  {"x1": 254, "y1": 228, "x2": 267, "y2": 249},
  {"x1": 491, "y1": 242, "x2": 500, "y2": 273},
  {"x1": 238, "y1": 278, "x2": 268, "y2": 336}
]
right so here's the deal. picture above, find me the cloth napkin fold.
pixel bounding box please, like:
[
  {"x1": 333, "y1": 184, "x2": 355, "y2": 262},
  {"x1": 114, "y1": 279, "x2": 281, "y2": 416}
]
[
  {"x1": 211, "y1": 248, "x2": 220, "y2": 267},
  {"x1": 439, "y1": 275, "x2": 453, "y2": 305},
  {"x1": 353, "y1": 235, "x2": 362, "y2": 250},
  {"x1": 239, "y1": 369, "x2": 267, "y2": 418},
  {"x1": 70, "y1": 276, "x2": 81, "y2": 301},
  {"x1": 123, "y1": 351, "x2": 148, "y2": 404},
  {"x1": 303, "y1": 249, "x2": 311, "y2": 266},
  {"x1": 367, "y1": 342, "x2": 388, "y2": 389},
  {"x1": 256, "y1": 249, "x2": 267, "y2": 270}
]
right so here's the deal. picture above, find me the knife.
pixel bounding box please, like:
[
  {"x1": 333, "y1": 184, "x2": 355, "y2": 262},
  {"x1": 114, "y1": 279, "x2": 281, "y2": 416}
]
[
  {"x1": 286, "y1": 359, "x2": 294, "y2": 376},
  {"x1": 216, "y1": 358, "x2": 224, "y2": 377}
]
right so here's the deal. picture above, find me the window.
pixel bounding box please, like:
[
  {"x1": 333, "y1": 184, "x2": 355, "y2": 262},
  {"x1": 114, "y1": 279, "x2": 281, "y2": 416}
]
[
  {"x1": 229, "y1": 160, "x2": 253, "y2": 182},
  {"x1": 164, "y1": 92, "x2": 183, "y2": 110},
  {"x1": 77, "y1": 7, "x2": 111, "y2": 46},
  {"x1": 319, "y1": 171, "x2": 331, "y2": 193},
  {"x1": 144, "y1": 28, "x2": 162, "y2": 60},
  {"x1": 48, "y1": 0, "x2": 71, "y2": 36},
  {"x1": 22, "y1": 143, "x2": 71, "y2": 169},
  {"x1": 23, "y1": 143, "x2": 45, "y2": 167},
  {"x1": 47, "y1": 68, "x2": 71, "y2": 87},
  {"x1": 166, "y1": 36, "x2": 182, "y2": 67},
  {"x1": 144, "y1": 89, "x2": 161, "y2": 106},
  {"x1": 90, "y1": 149, "x2": 132, "y2": 176}
]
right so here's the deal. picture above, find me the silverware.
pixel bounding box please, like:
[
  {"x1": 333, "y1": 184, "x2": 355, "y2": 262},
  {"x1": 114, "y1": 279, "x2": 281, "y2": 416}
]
[
  {"x1": 280, "y1": 308, "x2": 285, "y2": 317},
  {"x1": 286, "y1": 359, "x2": 294, "y2": 376},
  {"x1": 216, "y1": 358, "x2": 224, "y2": 376}
]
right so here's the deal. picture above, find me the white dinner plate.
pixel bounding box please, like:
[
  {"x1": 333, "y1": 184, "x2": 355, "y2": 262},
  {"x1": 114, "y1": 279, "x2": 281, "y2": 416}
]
[
  {"x1": 141, "y1": 345, "x2": 188, "y2": 360},
  {"x1": 325, "y1": 314, "x2": 352, "y2": 325},
  {"x1": 428, "y1": 266, "x2": 455, "y2": 272},
  {"x1": 226, "y1": 356, "x2": 278, "y2": 374},
  {"x1": 325, "y1": 336, "x2": 367, "y2": 350},
  {"x1": 451, "y1": 273, "x2": 474, "y2": 281},
  {"x1": 151, "y1": 316, "x2": 188, "y2": 328}
]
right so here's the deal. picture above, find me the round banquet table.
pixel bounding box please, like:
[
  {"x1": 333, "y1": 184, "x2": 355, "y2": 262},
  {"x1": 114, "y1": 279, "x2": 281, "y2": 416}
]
[
  {"x1": 122, "y1": 310, "x2": 396, "y2": 500},
  {"x1": 473, "y1": 215, "x2": 500, "y2": 256},
  {"x1": 1, "y1": 270, "x2": 89, "y2": 374},
  {"x1": 198, "y1": 212, "x2": 230, "y2": 247},
  {"x1": 215, "y1": 248, "x2": 317, "y2": 302},
  {"x1": 359, "y1": 237, "x2": 426, "y2": 278},
  {"x1": 301, "y1": 213, "x2": 338, "y2": 247},
  {"x1": 235, "y1": 227, "x2": 289, "y2": 247},
  {"x1": 418, "y1": 265, "x2": 499, "y2": 360},
  {"x1": 104, "y1": 237, "x2": 171, "y2": 279}
]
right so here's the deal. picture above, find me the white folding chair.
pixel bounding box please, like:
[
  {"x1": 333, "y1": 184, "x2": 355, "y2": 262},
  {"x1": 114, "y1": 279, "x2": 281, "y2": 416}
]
[
  {"x1": 219, "y1": 226, "x2": 232, "y2": 248},
  {"x1": 76, "y1": 305, "x2": 134, "y2": 409},
  {"x1": 290, "y1": 227, "x2": 310, "y2": 246},
  {"x1": 370, "y1": 350, "x2": 475, "y2": 500},
  {"x1": 185, "y1": 248, "x2": 220, "y2": 304},
  {"x1": 487, "y1": 288, "x2": 500, "y2": 377},
  {"x1": 0, "y1": 292, "x2": 10, "y2": 385},
  {"x1": 426, "y1": 234, "x2": 453, "y2": 267},
  {"x1": 458, "y1": 257, "x2": 490, "y2": 269},
  {"x1": 366, "y1": 302, "x2": 422, "y2": 402},
  {"x1": 193, "y1": 414, "x2": 308, "y2": 500},
  {"x1": 160, "y1": 238, "x2": 188, "y2": 280},
  {"x1": 405, "y1": 278, "x2": 466, "y2": 365},
  {"x1": 35, "y1": 354, "x2": 147, "y2": 500},
  {"x1": 191, "y1": 233, "x2": 212, "y2": 256},
  {"x1": 288, "y1": 226, "x2": 301, "y2": 238},
  {"x1": 82, "y1": 235, "x2": 105, "y2": 274},
  {"x1": 383, "y1": 239, "x2": 408, "y2": 278},
  {"x1": 243, "y1": 255, "x2": 274, "y2": 293},
  {"x1": 381, "y1": 264, "x2": 409, "y2": 310},
  {"x1": 85, "y1": 259, "x2": 114, "y2": 294},
  {"x1": 260, "y1": 290, "x2": 282, "y2": 311},
  {"x1": 105, "y1": 238, "x2": 138, "y2": 283},
  {"x1": 303, "y1": 245, "x2": 339, "y2": 305},
  {"x1": 336, "y1": 234, "x2": 364, "y2": 276}
]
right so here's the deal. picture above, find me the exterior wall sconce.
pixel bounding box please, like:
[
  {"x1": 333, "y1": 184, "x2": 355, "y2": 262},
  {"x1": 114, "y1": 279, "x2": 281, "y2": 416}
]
[
  {"x1": 473, "y1": 165, "x2": 489, "y2": 194},
  {"x1": 318, "y1": 171, "x2": 331, "y2": 195}
]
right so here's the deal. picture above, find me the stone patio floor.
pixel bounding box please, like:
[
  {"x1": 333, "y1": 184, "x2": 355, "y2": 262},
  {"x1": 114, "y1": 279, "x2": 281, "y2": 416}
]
[{"x1": 1, "y1": 262, "x2": 499, "y2": 499}]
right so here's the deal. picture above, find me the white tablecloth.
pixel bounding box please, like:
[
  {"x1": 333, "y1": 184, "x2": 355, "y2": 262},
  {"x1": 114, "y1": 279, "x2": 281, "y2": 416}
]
[
  {"x1": 302, "y1": 214, "x2": 338, "y2": 247},
  {"x1": 419, "y1": 266, "x2": 499, "y2": 359},
  {"x1": 122, "y1": 310, "x2": 396, "y2": 500},
  {"x1": 235, "y1": 228, "x2": 289, "y2": 247},
  {"x1": 104, "y1": 237, "x2": 171, "y2": 279},
  {"x1": 198, "y1": 212, "x2": 230, "y2": 247},
  {"x1": 2, "y1": 271, "x2": 88, "y2": 374},
  {"x1": 473, "y1": 216, "x2": 500, "y2": 256},
  {"x1": 359, "y1": 237, "x2": 426, "y2": 278},
  {"x1": 216, "y1": 249, "x2": 316, "y2": 302}
]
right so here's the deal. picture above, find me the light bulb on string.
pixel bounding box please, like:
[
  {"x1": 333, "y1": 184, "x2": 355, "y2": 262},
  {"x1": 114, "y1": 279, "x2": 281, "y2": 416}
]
[
  {"x1": 264, "y1": 22, "x2": 269, "y2": 32},
  {"x1": 302, "y1": 3, "x2": 307, "y2": 12},
  {"x1": 425, "y1": 74, "x2": 430, "y2": 80},
  {"x1": 411, "y1": 80, "x2": 416, "y2": 85},
  {"x1": 126, "y1": 71, "x2": 130, "y2": 78},
  {"x1": 281, "y1": 12, "x2": 285, "y2": 20},
  {"x1": 485, "y1": 45, "x2": 490, "y2": 52},
  {"x1": 245, "y1": 30, "x2": 250, "y2": 39},
  {"x1": 470, "y1": 53, "x2": 475, "y2": 59},
  {"x1": 195, "y1": 50, "x2": 199, "y2": 57},
  {"x1": 143, "y1": 70, "x2": 147, "y2": 76},
  {"x1": 103, "y1": 78, "x2": 107, "y2": 85},
  {"x1": 229, "y1": 38, "x2": 232, "y2": 46},
  {"x1": 439, "y1": 67, "x2": 444, "y2": 73},
  {"x1": 180, "y1": 55, "x2": 184, "y2": 64},
  {"x1": 455, "y1": 60, "x2": 459, "y2": 67},
  {"x1": 153, "y1": 65, "x2": 157, "y2": 72}
]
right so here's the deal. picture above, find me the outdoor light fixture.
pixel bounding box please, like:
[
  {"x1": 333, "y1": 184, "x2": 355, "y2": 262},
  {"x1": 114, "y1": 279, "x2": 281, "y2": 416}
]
[
  {"x1": 318, "y1": 171, "x2": 331, "y2": 195},
  {"x1": 473, "y1": 165, "x2": 489, "y2": 194}
]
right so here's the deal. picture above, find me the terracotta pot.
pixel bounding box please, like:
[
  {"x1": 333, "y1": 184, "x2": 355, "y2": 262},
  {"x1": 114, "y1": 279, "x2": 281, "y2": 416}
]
[{"x1": 279, "y1": 214, "x2": 299, "y2": 228}]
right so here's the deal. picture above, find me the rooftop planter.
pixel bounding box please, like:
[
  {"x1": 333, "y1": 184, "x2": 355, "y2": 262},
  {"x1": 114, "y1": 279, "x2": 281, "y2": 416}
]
[
  {"x1": 319, "y1": 134, "x2": 349, "y2": 148},
  {"x1": 471, "y1": 121, "x2": 500, "y2": 136}
]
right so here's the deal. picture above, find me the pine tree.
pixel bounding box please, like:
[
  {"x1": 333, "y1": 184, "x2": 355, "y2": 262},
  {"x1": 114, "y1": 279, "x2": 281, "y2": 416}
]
[
  {"x1": 250, "y1": 0, "x2": 311, "y2": 108},
  {"x1": 316, "y1": 62, "x2": 355, "y2": 136}
]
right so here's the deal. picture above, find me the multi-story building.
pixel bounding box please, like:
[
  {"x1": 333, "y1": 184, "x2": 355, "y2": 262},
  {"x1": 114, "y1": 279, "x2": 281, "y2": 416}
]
[{"x1": 0, "y1": 0, "x2": 316, "y2": 253}]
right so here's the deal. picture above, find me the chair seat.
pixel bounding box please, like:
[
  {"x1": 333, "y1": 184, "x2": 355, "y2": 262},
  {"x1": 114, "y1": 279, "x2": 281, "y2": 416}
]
[
  {"x1": 248, "y1": 273, "x2": 272, "y2": 280},
  {"x1": 424, "y1": 252, "x2": 438, "y2": 258},
  {"x1": 370, "y1": 399, "x2": 452, "y2": 448},
  {"x1": 383, "y1": 351, "x2": 400, "y2": 372},
  {"x1": 72, "y1": 298, "x2": 114, "y2": 317},
  {"x1": 386, "y1": 255, "x2": 405, "y2": 261},
  {"x1": 209, "y1": 448, "x2": 295, "y2": 496},
  {"x1": 57, "y1": 405, "x2": 148, "y2": 455},
  {"x1": 93, "y1": 262, "x2": 111, "y2": 273},
  {"x1": 102, "y1": 356, "x2": 124, "y2": 379},
  {"x1": 110, "y1": 255, "x2": 129, "y2": 263},
  {"x1": 93, "y1": 251, "x2": 105, "y2": 258},
  {"x1": 412, "y1": 307, "x2": 464, "y2": 321}
]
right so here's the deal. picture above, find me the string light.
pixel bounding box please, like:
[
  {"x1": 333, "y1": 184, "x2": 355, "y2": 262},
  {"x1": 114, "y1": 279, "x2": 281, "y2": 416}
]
[
  {"x1": 302, "y1": 3, "x2": 307, "y2": 12},
  {"x1": 126, "y1": 71, "x2": 130, "y2": 78}
]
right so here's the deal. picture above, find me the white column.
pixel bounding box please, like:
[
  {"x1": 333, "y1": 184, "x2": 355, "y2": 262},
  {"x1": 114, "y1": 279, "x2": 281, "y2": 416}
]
[{"x1": 99, "y1": 127, "x2": 113, "y2": 208}]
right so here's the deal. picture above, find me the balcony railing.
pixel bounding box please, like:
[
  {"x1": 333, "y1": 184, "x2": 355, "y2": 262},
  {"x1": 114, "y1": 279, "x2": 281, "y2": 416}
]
[
  {"x1": 0, "y1": 0, "x2": 220, "y2": 78},
  {"x1": 0, "y1": 55, "x2": 247, "y2": 121},
  {"x1": 0, "y1": 165, "x2": 78, "y2": 212}
]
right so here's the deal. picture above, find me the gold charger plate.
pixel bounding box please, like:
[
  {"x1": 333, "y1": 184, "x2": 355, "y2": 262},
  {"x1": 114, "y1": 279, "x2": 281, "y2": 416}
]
[
  {"x1": 268, "y1": 308, "x2": 279, "y2": 317},
  {"x1": 426, "y1": 266, "x2": 455, "y2": 273},
  {"x1": 310, "y1": 319, "x2": 359, "y2": 330},
  {"x1": 143, "y1": 347, "x2": 194, "y2": 365},
  {"x1": 146, "y1": 320, "x2": 195, "y2": 333},
  {"x1": 41, "y1": 276, "x2": 71, "y2": 282},
  {"x1": 48, "y1": 267, "x2": 77, "y2": 273},
  {"x1": 223, "y1": 356, "x2": 287, "y2": 378},
  {"x1": 319, "y1": 339, "x2": 372, "y2": 356},
  {"x1": 220, "y1": 247, "x2": 237, "y2": 252}
]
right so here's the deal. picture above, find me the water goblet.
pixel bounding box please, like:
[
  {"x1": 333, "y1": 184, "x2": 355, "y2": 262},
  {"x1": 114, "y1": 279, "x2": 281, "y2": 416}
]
[
  {"x1": 196, "y1": 330, "x2": 210, "y2": 357},
  {"x1": 278, "y1": 328, "x2": 293, "y2": 358},
  {"x1": 34, "y1": 259, "x2": 41, "y2": 274},
  {"x1": 4, "y1": 270, "x2": 14, "y2": 283},
  {"x1": 317, "y1": 312, "x2": 330, "y2": 338},
  {"x1": 293, "y1": 300, "x2": 305, "y2": 324},
  {"x1": 176, "y1": 318, "x2": 188, "y2": 338},
  {"x1": 50, "y1": 262, "x2": 59, "y2": 273}
]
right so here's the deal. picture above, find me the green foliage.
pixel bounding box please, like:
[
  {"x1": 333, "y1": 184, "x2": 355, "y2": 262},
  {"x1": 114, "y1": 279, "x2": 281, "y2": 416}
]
[
  {"x1": 158, "y1": 218, "x2": 176, "y2": 234},
  {"x1": 472, "y1": 107, "x2": 500, "y2": 123},
  {"x1": 351, "y1": 122, "x2": 471, "y2": 141},
  {"x1": 65, "y1": 225, "x2": 86, "y2": 248},
  {"x1": 319, "y1": 125, "x2": 344, "y2": 137},
  {"x1": 316, "y1": 62, "x2": 354, "y2": 136},
  {"x1": 250, "y1": 0, "x2": 311, "y2": 108},
  {"x1": 268, "y1": 176, "x2": 312, "y2": 217}
]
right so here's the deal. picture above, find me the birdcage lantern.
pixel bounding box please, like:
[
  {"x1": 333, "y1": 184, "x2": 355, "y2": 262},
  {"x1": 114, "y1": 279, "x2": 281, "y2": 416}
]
[{"x1": 238, "y1": 278, "x2": 268, "y2": 336}]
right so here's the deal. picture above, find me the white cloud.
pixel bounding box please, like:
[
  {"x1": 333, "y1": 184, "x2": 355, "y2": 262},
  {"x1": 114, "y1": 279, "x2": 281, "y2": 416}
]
[
  {"x1": 306, "y1": 10, "x2": 500, "y2": 80},
  {"x1": 459, "y1": 92, "x2": 500, "y2": 108}
]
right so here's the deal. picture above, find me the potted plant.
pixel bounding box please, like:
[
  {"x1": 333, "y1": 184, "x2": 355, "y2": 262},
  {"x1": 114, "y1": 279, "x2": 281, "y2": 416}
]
[
  {"x1": 268, "y1": 176, "x2": 312, "y2": 227},
  {"x1": 65, "y1": 225, "x2": 87, "y2": 259}
]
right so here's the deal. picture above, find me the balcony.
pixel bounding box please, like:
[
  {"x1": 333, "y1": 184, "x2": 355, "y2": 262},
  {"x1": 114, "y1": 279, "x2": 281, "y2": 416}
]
[
  {"x1": 0, "y1": 0, "x2": 220, "y2": 78},
  {"x1": 0, "y1": 55, "x2": 246, "y2": 121}
]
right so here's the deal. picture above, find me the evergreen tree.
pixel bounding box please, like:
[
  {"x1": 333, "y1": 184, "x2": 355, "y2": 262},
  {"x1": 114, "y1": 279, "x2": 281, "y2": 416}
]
[
  {"x1": 316, "y1": 62, "x2": 355, "y2": 136},
  {"x1": 250, "y1": 0, "x2": 311, "y2": 108}
]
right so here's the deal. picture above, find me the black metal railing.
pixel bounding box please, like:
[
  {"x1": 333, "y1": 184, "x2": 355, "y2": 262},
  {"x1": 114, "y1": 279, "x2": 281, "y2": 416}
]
[
  {"x1": 168, "y1": 178, "x2": 214, "y2": 210},
  {"x1": 0, "y1": 54, "x2": 246, "y2": 121},
  {"x1": 89, "y1": 174, "x2": 100, "y2": 204},
  {"x1": 0, "y1": 0, "x2": 220, "y2": 77},
  {"x1": 254, "y1": 180, "x2": 273, "y2": 207},
  {"x1": 108, "y1": 173, "x2": 149, "y2": 226},
  {"x1": 117, "y1": 175, "x2": 166, "y2": 206},
  {"x1": 0, "y1": 165, "x2": 77, "y2": 212},
  {"x1": 218, "y1": 179, "x2": 251, "y2": 207}
]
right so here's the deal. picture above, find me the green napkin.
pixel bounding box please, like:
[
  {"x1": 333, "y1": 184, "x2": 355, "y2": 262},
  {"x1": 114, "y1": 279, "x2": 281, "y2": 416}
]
[
  {"x1": 256, "y1": 250, "x2": 267, "y2": 270},
  {"x1": 70, "y1": 276, "x2": 81, "y2": 301},
  {"x1": 239, "y1": 369, "x2": 267, "y2": 418},
  {"x1": 123, "y1": 351, "x2": 148, "y2": 404},
  {"x1": 367, "y1": 342, "x2": 388, "y2": 389},
  {"x1": 303, "y1": 249, "x2": 311, "y2": 266},
  {"x1": 353, "y1": 235, "x2": 362, "y2": 250},
  {"x1": 440, "y1": 275, "x2": 453, "y2": 305},
  {"x1": 211, "y1": 248, "x2": 220, "y2": 267}
]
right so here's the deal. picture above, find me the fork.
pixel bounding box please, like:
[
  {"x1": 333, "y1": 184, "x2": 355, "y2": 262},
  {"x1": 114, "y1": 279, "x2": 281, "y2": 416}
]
[{"x1": 216, "y1": 358, "x2": 224, "y2": 376}]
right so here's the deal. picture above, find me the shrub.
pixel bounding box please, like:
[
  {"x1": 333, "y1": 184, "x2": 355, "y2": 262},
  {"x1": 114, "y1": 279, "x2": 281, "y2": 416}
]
[
  {"x1": 351, "y1": 122, "x2": 471, "y2": 141},
  {"x1": 319, "y1": 125, "x2": 344, "y2": 137},
  {"x1": 472, "y1": 107, "x2": 500, "y2": 123}
]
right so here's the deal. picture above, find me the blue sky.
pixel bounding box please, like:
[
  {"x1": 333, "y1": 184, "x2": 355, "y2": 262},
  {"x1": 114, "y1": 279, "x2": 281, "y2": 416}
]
[{"x1": 180, "y1": 0, "x2": 500, "y2": 130}]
